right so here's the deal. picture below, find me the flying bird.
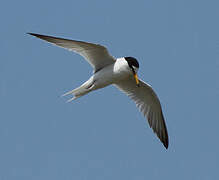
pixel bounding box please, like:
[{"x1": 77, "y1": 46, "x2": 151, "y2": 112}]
[{"x1": 28, "y1": 33, "x2": 169, "y2": 149}]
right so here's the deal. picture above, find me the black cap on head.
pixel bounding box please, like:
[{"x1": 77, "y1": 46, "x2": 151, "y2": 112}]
[{"x1": 124, "y1": 57, "x2": 139, "y2": 69}]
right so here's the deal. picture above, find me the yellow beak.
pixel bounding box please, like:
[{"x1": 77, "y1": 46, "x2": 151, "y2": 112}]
[{"x1": 134, "y1": 73, "x2": 140, "y2": 87}]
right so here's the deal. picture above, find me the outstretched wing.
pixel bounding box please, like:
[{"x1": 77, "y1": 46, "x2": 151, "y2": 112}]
[
  {"x1": 28, "y1": 33, "x2": 115, "y2": 72},
  {"x1": 114, "y1": 78, "x2": 169, "y2": 149}
]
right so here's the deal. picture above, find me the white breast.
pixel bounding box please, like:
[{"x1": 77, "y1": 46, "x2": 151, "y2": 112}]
[
  {"x1": 92, "y1": 57, "x2": 132, "y2": 89},
  {"x1": 113, "y1": 57, "x2": 132, "y2": 81}
]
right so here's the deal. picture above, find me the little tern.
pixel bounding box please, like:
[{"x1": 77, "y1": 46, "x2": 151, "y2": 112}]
[{"x1": 28, "y1": 33, "x2": 169, "y2": 149}]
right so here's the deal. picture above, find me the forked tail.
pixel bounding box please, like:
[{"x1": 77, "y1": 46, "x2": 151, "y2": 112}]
[{"x1": 62, "y1": 78, "x2": 94, "y2": 102}]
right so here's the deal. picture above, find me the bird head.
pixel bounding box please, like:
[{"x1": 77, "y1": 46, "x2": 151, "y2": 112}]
[{"x1": 125, "y1": 57, "x2": 140, "y2": 87}]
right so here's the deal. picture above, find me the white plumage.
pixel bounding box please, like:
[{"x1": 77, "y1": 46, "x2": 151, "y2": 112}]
[{"x1": 28, "y1": 33, "x2": 169, "y2": 149}]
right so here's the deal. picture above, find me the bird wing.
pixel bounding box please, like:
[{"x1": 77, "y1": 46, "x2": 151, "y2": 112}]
[
  {"x1": 114, "y1": 78, "x2": 169, "y2": 149},
  {"x1": 28, "y1": 33, "x2": 115, "y2": 72}
]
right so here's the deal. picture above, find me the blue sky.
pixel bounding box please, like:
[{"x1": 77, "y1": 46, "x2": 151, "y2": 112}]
[{"x1": 1, "y1": 0, "x2": 219, "y2": 179}]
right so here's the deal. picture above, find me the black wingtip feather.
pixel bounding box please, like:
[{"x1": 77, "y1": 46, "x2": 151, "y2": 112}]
[
  {"x1": 164, "y1": 139, "x2": 169, "y2": 149},
  {"x1": 162, "y1": 115, "x2": 169, "y2": 149},
  {"x1": 27, "y1": 32, "x2": 44, "y2": 38},
  {"x1": 160, "y1": 133, "x2": 168, "y2": 149},
  {"x1": 27, "y1": 32, "x2": 36, "y2": 36}
]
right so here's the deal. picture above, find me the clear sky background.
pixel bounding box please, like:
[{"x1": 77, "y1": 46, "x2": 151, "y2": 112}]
[{"x1": 1, "y1": 0, "x2": 219, "y2": 179}]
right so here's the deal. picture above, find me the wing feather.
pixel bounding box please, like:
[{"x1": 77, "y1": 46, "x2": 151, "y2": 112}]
[
  {"x1": 115, "y1": 78, "x2": 169, "y2": 149},
  {"x1": 28, "y1": 33, "x2": 115, "y2": 72}
]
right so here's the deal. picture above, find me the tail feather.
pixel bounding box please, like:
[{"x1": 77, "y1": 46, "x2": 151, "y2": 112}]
[
  {"x1": 62, "y1": 86, "x2": 82, "y2": 97},
  {"x1": 62, "y1": 78, "x2": 94, "y2": 101},
  {"x1": 66, "y1": 96, "x2": 77, "y2": 103}
]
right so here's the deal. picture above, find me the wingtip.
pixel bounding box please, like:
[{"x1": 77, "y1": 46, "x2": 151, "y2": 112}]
[
  {"x1": 27, "y1": 32, "x2": 40, "y2": 37},
  {"x1": 27, "y1": 32, "x2": 34, "y2": 36},
  {"x1": 164, "y1": 141, "x2": 169, "y2": 149},
  {"x1": 162, "y1": 135, "x2": 169, "y2": 149}
]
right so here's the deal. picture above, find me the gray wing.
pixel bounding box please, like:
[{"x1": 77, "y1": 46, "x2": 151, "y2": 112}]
[
  {"x1": 114, "y1": 78, "x2": 169, "y2": 149},
  {"x1": 28, "y1": 33, "x2": 115, "y2": 72}
]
